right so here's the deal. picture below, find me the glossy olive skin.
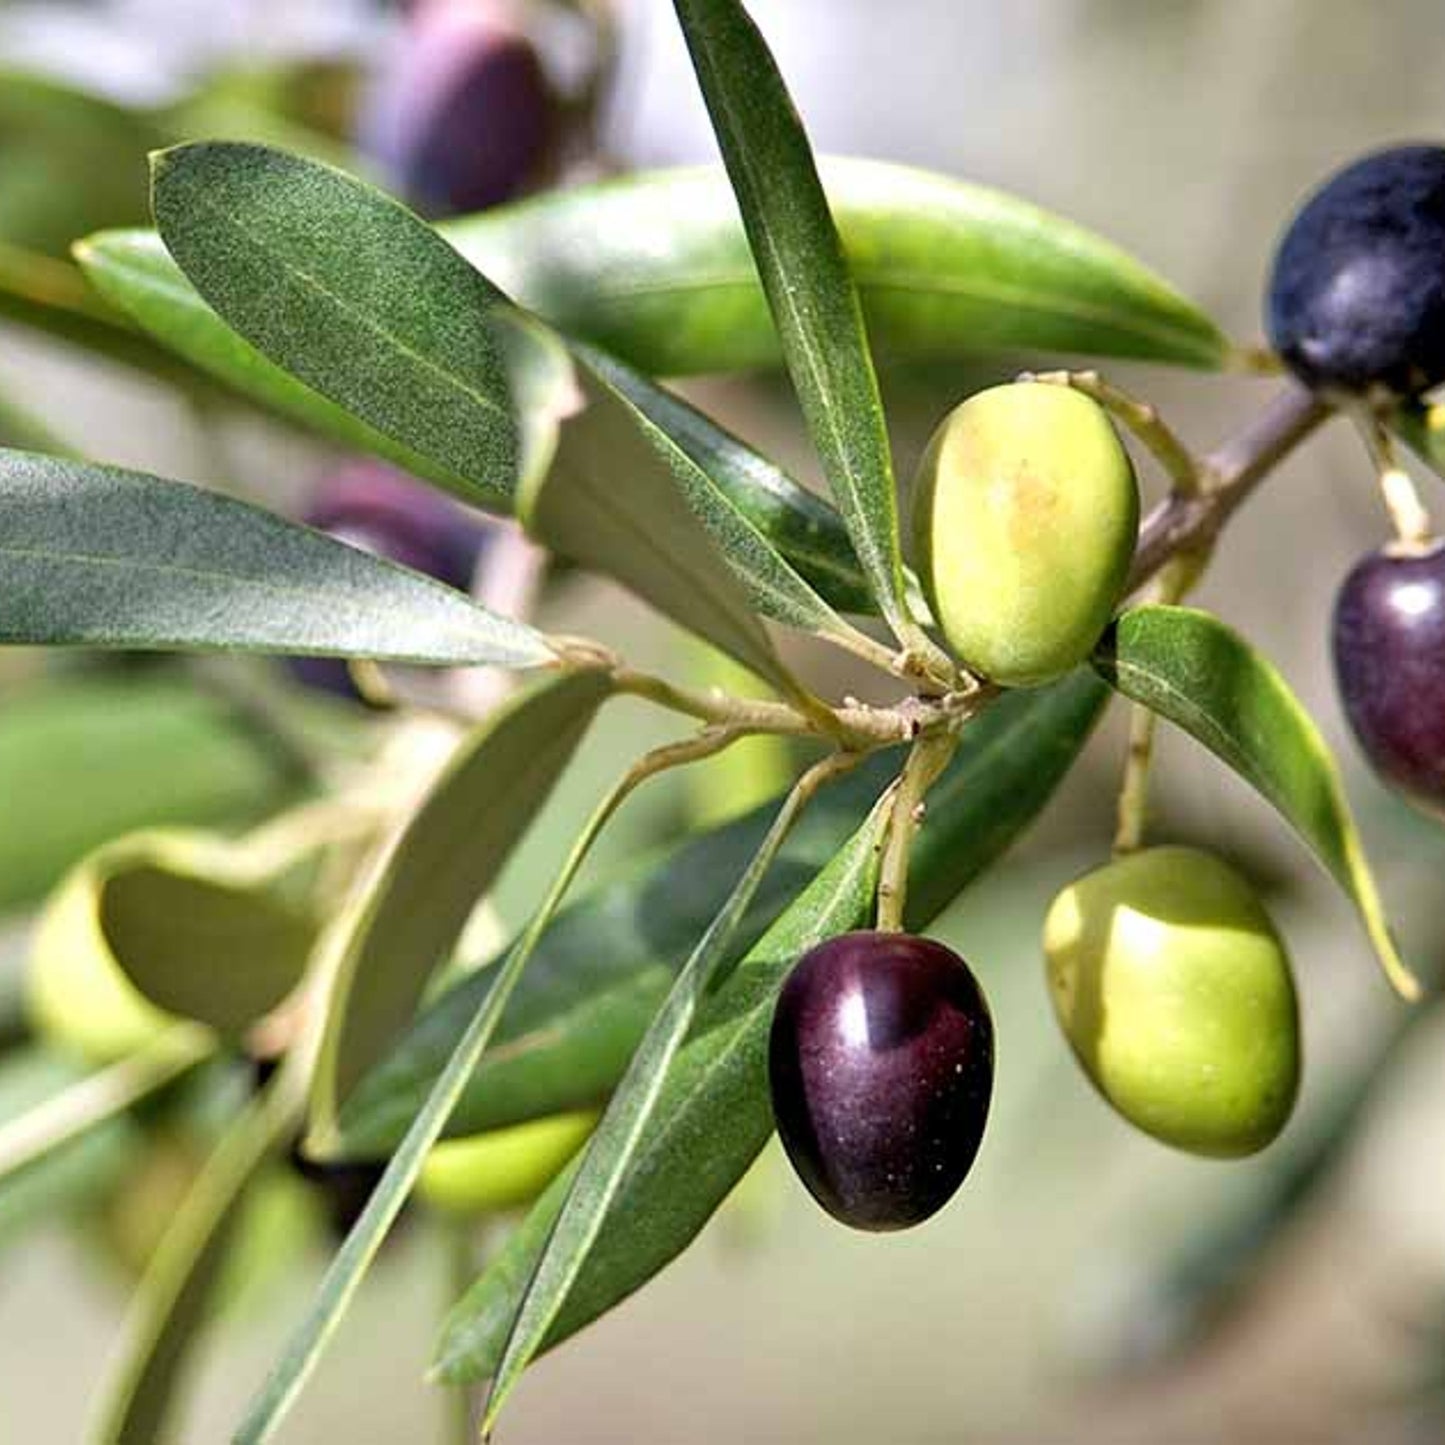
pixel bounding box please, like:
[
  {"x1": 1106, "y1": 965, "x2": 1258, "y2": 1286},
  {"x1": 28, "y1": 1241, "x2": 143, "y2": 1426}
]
[
  {"x1": 290, "y1": 461, "x2": 489, "y2": 698},
  {"x1": 361, "y1": 0, "x2": 554, "y2": 218},
  {"x1": 768, "y1": 932, "x2": 993, "y2": 1231},
  {"x1": 1044, "y1": 847, "x2": 1299, "y2": 1158},
  {"x1": 911, "y1": 382, "x2": 1138, "y2": 686},
  {"x1": 1333, "y1": 541, "x2": 1445, "y2": 815},
  {"x1": 1267, "y1": 145, "x2": 1445, "y2": 397}
]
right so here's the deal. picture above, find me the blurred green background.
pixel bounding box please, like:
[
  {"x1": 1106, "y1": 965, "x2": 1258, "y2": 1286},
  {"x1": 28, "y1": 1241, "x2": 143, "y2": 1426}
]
[{"x1": 6, "y1": 2, "x2": 1445, "y2": 1441}]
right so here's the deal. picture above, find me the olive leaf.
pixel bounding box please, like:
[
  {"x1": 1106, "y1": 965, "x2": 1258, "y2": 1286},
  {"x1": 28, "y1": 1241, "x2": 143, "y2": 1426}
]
[
  {"x1": 1093, "y1": 604, "x2": 1421, "y2": 999},
  {"x1": 568, "y1": 342, "x2": 886, "y2": 623},
  {"x1": 481, "y1": 757, "x2": 853, "y2": 1428},
  {"x1": 0, "y1": 1050, "x2": 146, "y2": 1246},
  {"x1": 0, "y1": 70, "x2": 162, "y2": 256},
  {"x1": 0, "y1": 448, "x2": 553, "y2": 668},
  {"x1": 93, "y1": 1069, "x2": 303, "y2": 1445},
  {"x1": 431, "y1": 670, "x2": 1109, "y2": 1384},
  {"x1": 673, "y1": 0, "x2": 915, "y2": 641},
  {"x1": 150, "y1": 142, "x2": 524, "y2": 507},
  {"x1": 234, "y1": 710, "x2": 694, "y2": 1445},
  {"x1": 521, "y1": 342, "x2": 808, "y2": 689},
  {"x1": 0, "y1": 675, "x2": 294, "y2": 915},
  {"x1": 329, "y1": 754, "x2": 878, "y2": 1157},
  {"x1": 81, "y1": 151, "x2": 1230, "y2": 410},
  {"x1": 308, "y1": 669, "x2": 615, "y2": 1146},
  {"x1": 73, "y1": 227, "x2": 465, "y2": 480},
  {"x1": 448, "y1": 158, "x2": 1233, "y2": 375},
  {"x1": 0, "y1": 1028, "x2": 213, "y2": 1191},
  {"x1": 95, "y1": 832, "x2": 317, "y2": 1035},
  {"x1": 578, "y1": 352, "x2": 872, "y2": 618}
]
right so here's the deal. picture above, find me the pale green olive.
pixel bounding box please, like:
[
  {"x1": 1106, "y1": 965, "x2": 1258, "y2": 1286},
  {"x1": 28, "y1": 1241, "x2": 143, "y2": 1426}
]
[
  {"x1": 417, "y1": 1110, "x2": 599, "y2": 1217},
  {"x1": 911, "y1": 382, "x2": 1138, "y2": 686},
  {"x1": 1042, "y1": 846, "x2": 1299, "y2": 1158}
]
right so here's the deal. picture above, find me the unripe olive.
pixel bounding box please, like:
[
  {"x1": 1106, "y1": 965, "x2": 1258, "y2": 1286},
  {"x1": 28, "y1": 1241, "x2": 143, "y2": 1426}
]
[
  {"x1": 417, "y1": 1110, "x2": 598, "y2": 1217},
  {"x1": 911, "y1": 382, "x2": 1139, "y2": 686},
  {"x1": 1042, "y1": 847, "x2": 1299, "y2": 1158},
  {"x1": 26, "y1": 858, "x2": 173, "y2": 1064}
]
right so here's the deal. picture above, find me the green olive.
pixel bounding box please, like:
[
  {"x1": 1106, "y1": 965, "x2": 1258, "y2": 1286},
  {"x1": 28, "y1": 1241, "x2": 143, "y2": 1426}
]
[
  {"x1": 417, "y1": 1110, "x2": 599, "y2": 1217},
  {"x1": 911, "y1": 382, "x2": 1138, "y2": 685},
  {"x1": 1042, "y1": 846, "x2": 1299, "y2": 1157}
]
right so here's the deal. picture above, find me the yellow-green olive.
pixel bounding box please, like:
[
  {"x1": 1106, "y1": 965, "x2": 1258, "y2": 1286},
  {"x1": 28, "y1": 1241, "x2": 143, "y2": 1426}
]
[
  {"x1": 417, "y1": 1110, "x2": 599, "y2": 1217},
  {"x1": 1042, "y1": 846, "x2": 1299, "y2": 1158},
  {"x1": 911, "y1": 382, "x2": 1138, "y2": 686}
]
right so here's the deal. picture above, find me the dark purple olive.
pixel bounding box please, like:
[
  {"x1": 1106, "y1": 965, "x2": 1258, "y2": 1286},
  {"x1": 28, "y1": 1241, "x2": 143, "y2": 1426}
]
[
  {"x1": 290, "y1": 460, "x2": 490, "y2": 699},
  {"x1": 1267, "y1": 145, "x2": 1445, "y2": 398},
  {"x1": 768, "y1": 931, "x2": 994, "y2": 1232},
  {"x1": 1334, "y1": 540, "x2": 1445, "y2": 815},
  {"x1": 360, "y1": 0, "x2": 555, "y2": 218}
]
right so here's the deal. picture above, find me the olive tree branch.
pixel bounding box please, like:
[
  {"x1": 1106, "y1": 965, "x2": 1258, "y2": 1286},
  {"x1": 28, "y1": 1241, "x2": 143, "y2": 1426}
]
[{"x1": 1127, "y1": 380, "x2": 1332, "y2": 593}]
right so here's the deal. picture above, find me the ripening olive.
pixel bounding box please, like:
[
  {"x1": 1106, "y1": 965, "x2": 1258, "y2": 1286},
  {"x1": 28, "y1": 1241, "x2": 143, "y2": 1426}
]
[
  {"x1": 1266, "y1": 145, "x2": 1445, "y2": 398},
  {"x1": 417, "y1": 1110, "x2": 599, "y2": 1217},
  {"x1": 1332, "y1": 541, "x2": 1445, "y2": 816},
  {"x1": 911, "y1": 382, "x2": 1139, "y2": 686},
  {"x1": 360, "y1": 0, "x2": 555, "y2": 218},
  {"x1": 1043, "y1": 847, "x2": 1299, "y2": 1158},
  {"x1": 768, "y1": 932, "x2": 994, "y2": 1231}
]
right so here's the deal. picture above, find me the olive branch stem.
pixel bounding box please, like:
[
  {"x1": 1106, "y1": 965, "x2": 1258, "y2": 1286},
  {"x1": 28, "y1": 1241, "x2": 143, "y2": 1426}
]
[{"x1": 876, "y1": 728, "x2": 961, "y2": 933}]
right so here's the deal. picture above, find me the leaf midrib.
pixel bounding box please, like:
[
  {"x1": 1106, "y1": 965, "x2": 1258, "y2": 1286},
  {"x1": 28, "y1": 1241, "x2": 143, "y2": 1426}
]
[{"x1": 172, "y1": 182, "x2": 513, "y2": 430}]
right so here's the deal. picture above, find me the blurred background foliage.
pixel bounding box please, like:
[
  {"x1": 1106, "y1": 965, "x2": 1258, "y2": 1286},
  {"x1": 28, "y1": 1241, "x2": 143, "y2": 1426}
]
[{"x1": 4, "y1": 1, "x2": 1445, "y2": 1442}]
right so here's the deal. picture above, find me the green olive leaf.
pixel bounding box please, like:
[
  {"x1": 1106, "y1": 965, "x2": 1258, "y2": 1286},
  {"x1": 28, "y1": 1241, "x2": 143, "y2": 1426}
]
[
  {"x1": 567, "y1": 342, "x2": 886, "y2": 626},
  {"x1": 578, "y1": 352, "x2": 872, "y2": 618},
  {"x1": 0, "y1": 447, "x2": 552, "y2": 668},
  {"x1": 234, "y1": 703, "x2": 690, "y2": 1445},
  {"x1": 481, "y1": 758, "x2": 851, "y2": 1429},
  {"x1": 94, "y1": 832, "x2": 317, "y2": 1035},
  {"x1": 79, "y1": 225, "x2": 880, "y2": 625},
  {"x1": 93, "y1": 1070, "x2": 303, "y2": 1445},
  {"x1": 449, "y1": 158, "x2": 1232, "y2": 375},
  {"x1": 149, "y1": 142, "x2": 523, "y2": 507},
  {"x1": 330, "y1": 754, "x2": 881, "y2": 1158},
  {"x1": 0, "y1": 70, "x2": 162, "y2": 256},
  {"x1": 0, "y1": 676, "x2": 295, "y2": 915},
  {"x1": 1093, "y1": 604, "x2": 1421, "y2": 1000},
  {"x1": 73, "y1": 227, "x2": 462, "y2": 485},
  {"x1": 0, "y1": 1029, "x2": 213, "y2": 1192},
  {"x1": 430, "y1": 670, "x2": 1109, "y2": 1384},
  {"x1": 308, "y1": 670, "x2": 615, "y2": 1146},
  {"x1": 82, "y1": 151, "x2": 1230, "y2": 408},
  {"x1": 0, "y1": 1049, "x2": 150, "y2": 1245},
  {"x1": 520, "y1": 341, "x2": 800, "y2": 688},
  {"x1": 672, "y1": 0, "x2": 915, "y2": 642}
]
